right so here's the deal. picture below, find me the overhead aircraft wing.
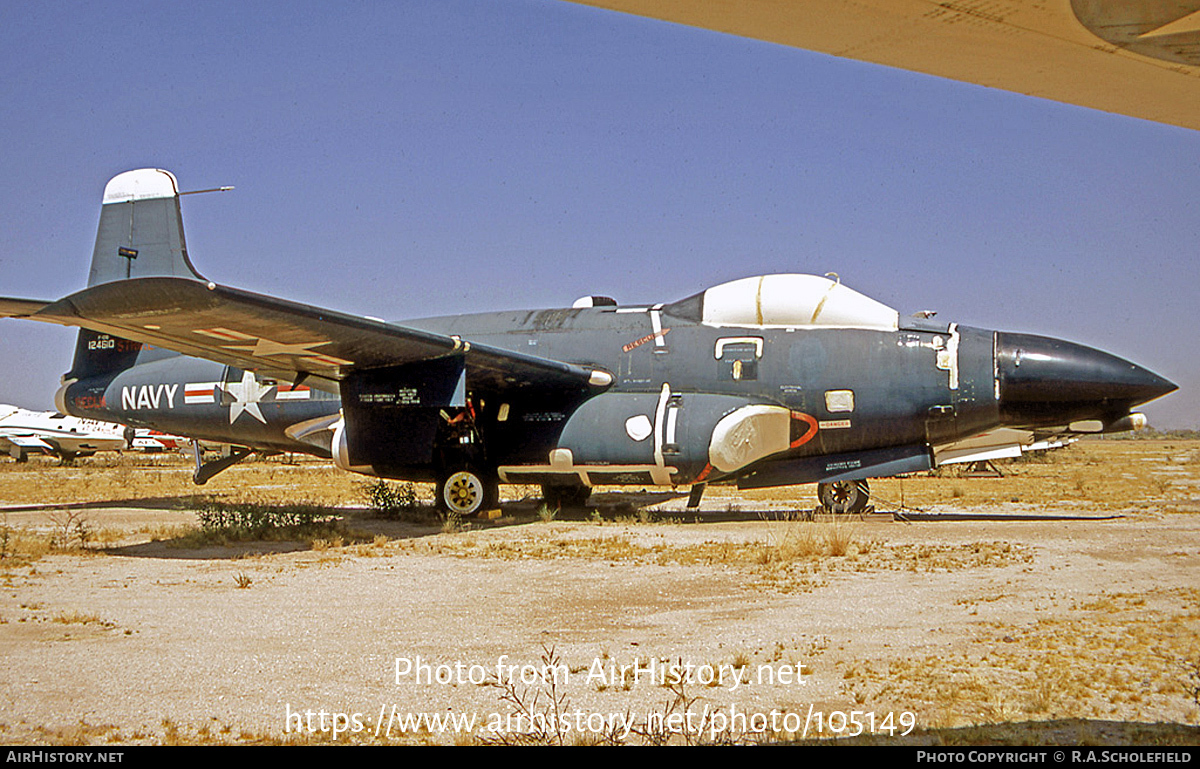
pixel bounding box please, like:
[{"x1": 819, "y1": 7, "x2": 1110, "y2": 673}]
[
  {"x1": 569, "y1": 0, "x2": 1200, "y2": 131},
  {"x1": 4, "y1": 277, "x2": 613, "y2": 395}
]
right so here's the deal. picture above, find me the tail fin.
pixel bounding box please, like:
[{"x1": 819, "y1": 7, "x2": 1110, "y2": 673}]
[
  {"x1": 65, "y1": 170, "x2": 203, "y2": 391},
  {"x1": 87, "y1": 168, "x2": 204, "y2": 286}
]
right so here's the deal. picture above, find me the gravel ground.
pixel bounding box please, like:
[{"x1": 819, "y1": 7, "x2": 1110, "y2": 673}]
[{"x1": 2, "y1": 486, "x2": 1199, "y2": 745}]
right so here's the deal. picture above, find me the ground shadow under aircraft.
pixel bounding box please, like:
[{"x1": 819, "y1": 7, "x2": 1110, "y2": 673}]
[{"x1": 84, "y1": 487, "x2": 1125, "y2": 561}]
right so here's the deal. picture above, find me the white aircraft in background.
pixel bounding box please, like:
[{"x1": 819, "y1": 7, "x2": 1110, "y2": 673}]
[
  {"x1": 0, "y1": 405, "x2": 186, "y2": 462},
  {"x1": 127, "y1": 429, "x2": 189, "y2": 453}
]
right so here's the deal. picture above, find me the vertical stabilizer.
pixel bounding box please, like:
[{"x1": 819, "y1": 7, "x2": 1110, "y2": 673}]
[
  {"x1": 63, "y1": 169, "x2": 202, "y2": 403},
  {"x1": 88, "y1": 169, "x2": 204, "y2": 286}
]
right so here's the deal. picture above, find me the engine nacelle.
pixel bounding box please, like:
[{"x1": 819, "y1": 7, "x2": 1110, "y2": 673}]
[
  {"x1": 498, "y1": 390, "x2": 814, "y2": 487},
  {"x1": 332, "y1": 416, "x2": 376, "y2": 476}
]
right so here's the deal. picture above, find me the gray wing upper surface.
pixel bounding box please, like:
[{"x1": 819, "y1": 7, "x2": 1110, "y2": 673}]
[{"x1": 6, "y1": 277, "x2": 608, "y2": 394}]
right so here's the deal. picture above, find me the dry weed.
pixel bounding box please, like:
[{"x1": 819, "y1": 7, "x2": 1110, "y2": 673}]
[{"x1": 51, "y1": 609, "x2": 108, "y2": 626}]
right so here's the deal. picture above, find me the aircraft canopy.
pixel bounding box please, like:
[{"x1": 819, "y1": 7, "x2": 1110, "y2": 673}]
[{"x1": 669, "y1": 274, "x2": 899, "y2": 330}]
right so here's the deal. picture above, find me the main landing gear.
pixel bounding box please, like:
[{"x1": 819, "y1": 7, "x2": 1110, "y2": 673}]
[
  {"x1": 540, "y1": 483, "x2": 592, "y2": 510},
  {"x1": 816, "y1": 479, "x2": 870, "y2": 514},
  {"x1": 436, "y1": 468, "x2": 499, "y2": 516}
]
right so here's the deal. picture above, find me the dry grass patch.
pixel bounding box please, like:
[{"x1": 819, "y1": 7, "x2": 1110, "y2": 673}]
[
  {"x1": 838, "y1": 588, "x2": 1200, "y2": 729},
  {"x1": 0, "y1": 511, "x2": 124, "y2": 571},
  {"x1": 756, "y1": 517, "x2": 863, "y2": 563},
  {"x1": 864, "y1": 440, "x2": 1200, "y2": 512},
  {"x1": 398, "y1": 523, "x2": 1032, "y2": 595},
  {"x1": 404, "y1": 533, "x2": 644, "y2": 562},
  {"x1": 50, "y1": 609, "x2": 109, "y2": 626},
  {"x1": 0, "y1": 452, "x2": 365, "y2": 508},
  {"x1": 0, "y1": 523, "x2": 54, "y2": 570}
]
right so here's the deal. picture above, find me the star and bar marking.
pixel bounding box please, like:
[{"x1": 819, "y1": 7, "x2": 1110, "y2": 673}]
[{"x1": 193, "y1": 327, "x2": 353, "y2": 367}]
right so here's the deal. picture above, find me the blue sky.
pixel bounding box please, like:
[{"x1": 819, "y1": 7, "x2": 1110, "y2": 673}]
[{"x1": 1, "y1": 0, "x2": 1196, "y2": 427}]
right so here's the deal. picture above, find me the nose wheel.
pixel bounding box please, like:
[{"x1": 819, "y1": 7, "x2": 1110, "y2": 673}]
[
  {"x1": 437, "y1": 468, "x2": 498, "y2": 516},
  {"x1": 817, "y1": 479, "x2": 870, "y2": 514}
]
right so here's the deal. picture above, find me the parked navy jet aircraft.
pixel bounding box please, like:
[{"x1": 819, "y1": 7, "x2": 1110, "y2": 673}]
[{"x1": 0, "y1": 170, "x2": 1177, "y2": 514}]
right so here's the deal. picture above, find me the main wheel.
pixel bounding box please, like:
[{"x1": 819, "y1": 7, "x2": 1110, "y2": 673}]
[
  {"x1": 541, "y1": 483, "x2": 592, "y2": 510},
  {"x1": 817, "y1": 479, "x2": 870, "y2": 514},
  {"x1": 566, "y1": 485, "x2": 592, "y2": 507},
  {"x1": 438, "y1": 469, "x2": 497, "y2": 516}
]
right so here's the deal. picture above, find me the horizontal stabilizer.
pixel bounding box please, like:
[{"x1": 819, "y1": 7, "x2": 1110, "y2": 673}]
[{"x1": 4, "y1": 436, "x2": 53, "y2": 449}]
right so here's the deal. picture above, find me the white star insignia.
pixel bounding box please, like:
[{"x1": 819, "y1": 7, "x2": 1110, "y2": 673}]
[
  {"x1": 193, "y1": 328, "x2": 355, "y2": 368},
  {"x1": 223, "y1": 370, "x2": 272, "y2": 424}
]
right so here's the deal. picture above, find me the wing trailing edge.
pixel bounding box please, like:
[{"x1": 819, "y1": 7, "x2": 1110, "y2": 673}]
[{"x1": 22, "y1": 276, "x2": 612, "y2": 395}]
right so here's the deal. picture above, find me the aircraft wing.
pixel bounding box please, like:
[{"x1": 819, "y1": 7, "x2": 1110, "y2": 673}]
[
  {"x1": 6, "y1": 277, "x2": 612, "y2": 395},
  {"x1": 570, "y1": 0, "x2": 1200, "y2": 132},
  {"x1": 0, "y1": 298, "x2": 51, "y2": 317}
]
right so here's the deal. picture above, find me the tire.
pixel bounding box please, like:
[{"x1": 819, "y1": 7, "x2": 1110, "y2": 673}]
[
  {"x1": 817, "y1": 479, "x2": 870, "y2": 514},
  {"x1": 541, "y1": 483, "x2": 591, "y2": 510},
  {"x1": 438, "y1": 469, "x2": 497, "y2": 516},
  {"x1": 567, "y1": 485, "x2": 592, "y2": 508}
]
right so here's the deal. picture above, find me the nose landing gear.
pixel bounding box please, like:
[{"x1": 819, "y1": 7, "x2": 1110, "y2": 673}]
[{"x1": 816, "y1": 479, "x2": 870, "y2": 514}]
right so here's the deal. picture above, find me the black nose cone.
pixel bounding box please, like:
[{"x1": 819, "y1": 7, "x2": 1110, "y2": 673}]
[{"x1": 997, "y1": 332, "x2": 1176, "y2": 427}]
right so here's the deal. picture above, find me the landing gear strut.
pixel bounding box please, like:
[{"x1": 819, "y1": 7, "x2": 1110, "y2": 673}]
[
  {"x1": 192, "y1": 441, "x2": 255, "y2": 485},
  {"x1": 817, "y1": 479, "x2": 870, "y2": 514}
]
